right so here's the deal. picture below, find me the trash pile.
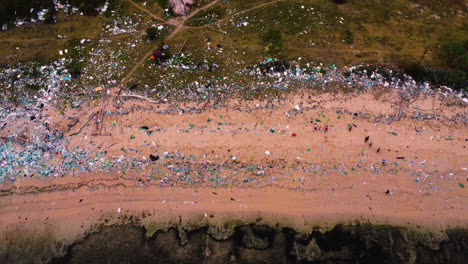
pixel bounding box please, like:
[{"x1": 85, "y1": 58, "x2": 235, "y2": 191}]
[
  {"x1": 0, "y1": 125, "x2": 140, "y2": 182},
  {"x1": 133, "y1": 54, "x2": 466, "y2": 106},
  {"x1": 0, "y1": 60, "x2": 72, "y2": 108},
  {"x1": 104, "y1": 16, "x2": 142, "y2": 36},
  {"x1": 3, "y1": 1, "x2": 108, "y2": 31},
  {"x1": 237, "y1": 59, "x2": 467, "y2": 100},
  {"x1": 69, "y1": 40, "x2": 146, "y2": 92},
  {"x1": 0, "y1": 8, "x2": 159, "y2": 104}
]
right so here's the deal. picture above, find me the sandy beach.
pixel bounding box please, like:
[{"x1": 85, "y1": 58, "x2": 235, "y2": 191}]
[
  {"x1": 1, "y1": 90, "x2": 467, "y2": 249},
  {"x1": 0, "y1": 0, "x2": 467, "y2": 262}
]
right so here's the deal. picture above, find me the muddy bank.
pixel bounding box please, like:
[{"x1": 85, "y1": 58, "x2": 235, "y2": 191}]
[{"x1": 1, "y1": 223, "x2": 466, "y2": 264}]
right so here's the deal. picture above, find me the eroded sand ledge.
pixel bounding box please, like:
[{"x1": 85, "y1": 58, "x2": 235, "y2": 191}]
[{"x1": 0, "y1": 90, "x2": 467, "y2": 262}]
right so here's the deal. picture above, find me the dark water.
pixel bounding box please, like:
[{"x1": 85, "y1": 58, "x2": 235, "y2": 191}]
[{"x1": 2, "y1": 224, "x2": 467, "y2": 264}]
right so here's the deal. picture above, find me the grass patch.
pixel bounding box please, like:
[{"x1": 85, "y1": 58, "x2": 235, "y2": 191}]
[
  {"x1": 186, "y1": 4, "x2": 226, "y2": 26},
  {"x1": 128, "y1": 0, "x2": 467, "y2": 98},
  {"x1": 1, "y1": 0, "x2": 467, "y2": 102},
  {"x1": 0, "y1": 12, "x2": 104, "y2": 65}
]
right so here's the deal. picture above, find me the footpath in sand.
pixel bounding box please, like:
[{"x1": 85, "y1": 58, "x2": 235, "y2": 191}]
[{"x1": 0, "y1": 90, "x2": 467, "y2": 243}]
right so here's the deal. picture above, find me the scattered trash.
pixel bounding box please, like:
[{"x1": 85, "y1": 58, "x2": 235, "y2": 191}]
[
  {"x1": 0, "y1": 1, "x2": 465, "y2": 199},
  {"x1": 150, "y1": 154, "x2": 160, "y2": 161}
]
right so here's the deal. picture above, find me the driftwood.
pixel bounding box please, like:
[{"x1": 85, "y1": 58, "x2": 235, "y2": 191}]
[
  {"x1": 69, "y1": 112, "x2": 97, "y2": 137},
  {"x1": 119, "y1": 94, "x2": 160, "y2": 104},
  {"x1": 66, "y1": 118, "x2": 80, "y2": 132}
]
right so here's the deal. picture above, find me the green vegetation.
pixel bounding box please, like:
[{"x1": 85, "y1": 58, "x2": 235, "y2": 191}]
[
  {"x1": 440, "y1": 42, "x2": 467, "y2": 70},
  {"x1": 262, "y1": 29, "x2": 283, "y2": 55},
  {"x1": 343, "y1": 29, "x2": 354, "y2": 45},
  {"x1": 157, "y1": 0, "x2": 170, "y2": 9},
  {"x1": 0, "y1": 0, "x2": 54, "y2": 27},
  {"x1": 0, "y1": 0, "x2": 466, "y2": 102},
  {"x1": 64, "y1": 39, "x2": 84, "y2": 78},
  {"x1": 186, "y1": 5, "x2": 226, "y2": 27},
  {"x1": 69, "y1": 0, "x2": 107, "y2": 16},
  {"x1": 146, "y1": 26, "x2": 159, "y2": 41},
  {"x1": 129, "y1": 0, "x2": 467, "y2": 96},
  {"x1": 0, "y1": 0, "x2": 110, "y2": 27},
  {"x1": 156, "y1": 0, "x2": 174, "y2": 17},
  {"x1": 0, "y1": 0, "x2": 149, "y2": 65},
  {"x1": 438, "y1": 41, "x2": 467, "y2": 88}
]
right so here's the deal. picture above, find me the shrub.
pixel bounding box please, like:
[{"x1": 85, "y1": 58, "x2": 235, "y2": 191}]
[
  {"x1": 43, "y1": 8, "x2": 57, "y2": 24},
  {"x1": 157, "y1": 0, "x2": 170, "y2": 9},
  {"x1": 402, "y1": 62, "x2": 450, "y2": 86},
  {"x1": 104, "y1": 0, "x2": 123, "y2": 17},
  {"x1": 343, "y1": 29, "x2": 354, "y2": 44},
  {"x1": 262, "y1": 29, "x2": 282, "y2": 44},
  {"x1": 257, "y1": 60, "x2": 290, "y2": 74},
  {"x1": 438, "y1": 41, "x2": 468, "y2": 90},
  {"x1": 69, "y1": 0, "x2": 107, "y2": 16},
  {"x1": 439, "y1": 41, "x2": 467, "y2": 70},
  {"x1": 0, "y1": 0, "x2": 54, "y2": 27},
  {"x1": 262, "y1": 29, "x2": 283, "y2": 55},
  {"x1": 145, "y1": 27, "x2": 159, "y2": 41}
]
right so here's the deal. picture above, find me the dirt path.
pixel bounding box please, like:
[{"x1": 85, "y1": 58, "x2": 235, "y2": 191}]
[
  {"x1": 203, "y1": 0, "x2": 284, "y2": 27},
  {"x1": 127, "y1": 0, "x2": 166, "y2": 22},
  {"x1": 118, "y1": 0, "x2": 220, "y2": 90}
]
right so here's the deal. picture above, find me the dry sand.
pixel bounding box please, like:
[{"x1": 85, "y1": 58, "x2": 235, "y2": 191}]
[{"x1": 0, "y1": 90, "x2": 467, "y2": 245}]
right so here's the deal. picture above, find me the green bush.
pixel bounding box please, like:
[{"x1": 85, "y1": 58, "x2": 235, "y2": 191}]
[
  {"x1": 262, "y1": 29, "x2": 283, "y2": 55},
  {"x1": 257, "y1": 60, "x2": 290, "y2": 74},
  {"x1": 0, "y1": 0, "x2": 108, "y2": 25},
  {"x1": 343, "y1": 29, "x2": 354, "y2": 44},
  {"x1": 64, "y1": 39, "x2": 84, "y2": 78},
  {"x1": 69, "y1": 0, "x2": 107, "y2": 16},
  {"x1": 103, "y1": 0, "x2": 123, "y2": 17},
  {"x1": 157, "y1": 0, "x2": 170, "y2": 9},
  {"x1": 0, "y1": 0, "x2": 54, "y2": 27},
  {"x1": 43, "y1": 8, "x2": 56, "y2": 24},
  {"x1": 145, "y1": 27, "x2": 159, "y2": 41},
  {"x1": 438, "y1": 41, "x2": 468, "y2": 90},
  {"x1": 262, "y1": 29, "x2": 282, "y2": 44},
  {"x1": 186, "y1": 5, "x2": 226, "y2": 26},
  {"x1": 439, "y1": 41, "x2": 467, "y2": 70},
  {"x1": 402, "y1": 62, "x2": 450, "y2": 86}
]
